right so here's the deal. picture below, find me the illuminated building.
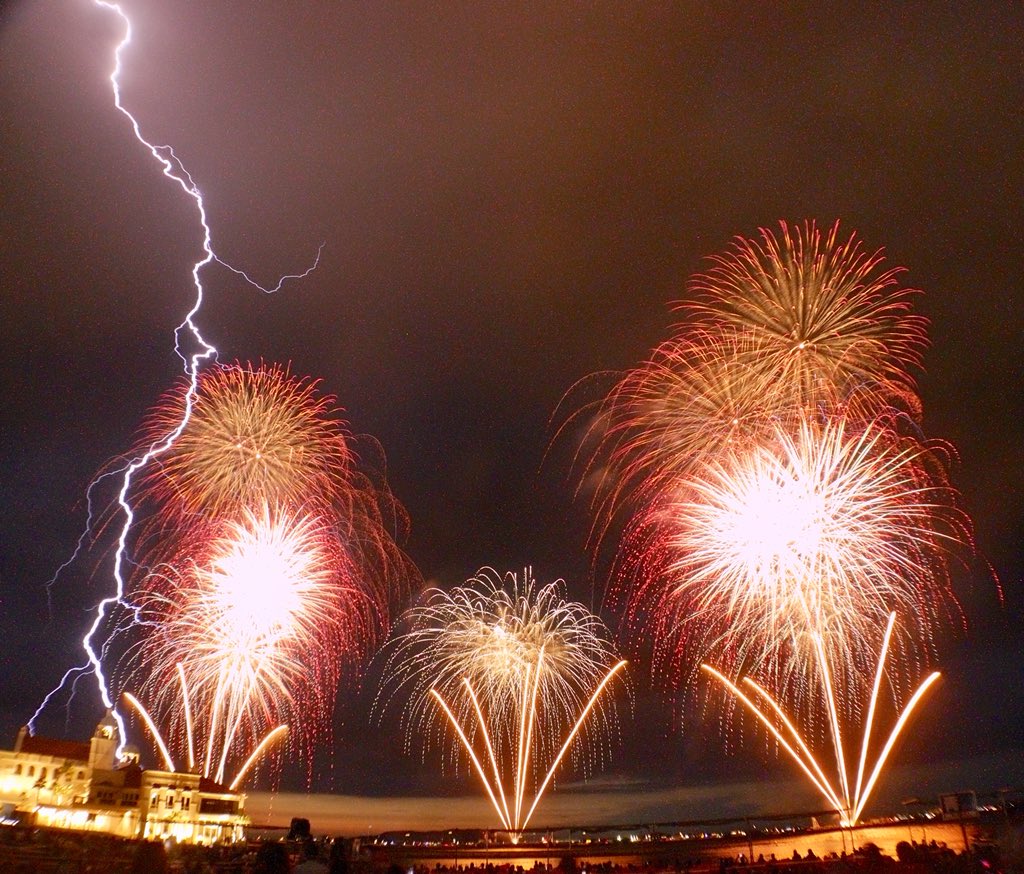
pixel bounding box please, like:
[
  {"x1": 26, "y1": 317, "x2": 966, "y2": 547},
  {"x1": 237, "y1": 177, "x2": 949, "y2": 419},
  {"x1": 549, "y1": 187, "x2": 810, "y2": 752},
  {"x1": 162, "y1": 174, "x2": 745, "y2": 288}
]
[{"x1": 0, "y1": 713, "x2": 247, "y2": 844}]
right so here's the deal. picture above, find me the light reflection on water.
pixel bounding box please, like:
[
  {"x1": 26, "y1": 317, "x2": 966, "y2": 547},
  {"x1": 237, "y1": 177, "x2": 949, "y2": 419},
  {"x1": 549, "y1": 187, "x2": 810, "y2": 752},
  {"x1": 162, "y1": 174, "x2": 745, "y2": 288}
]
[
  {"x1": 379, "y1": 821, "x2": 974, "y2": 868},
  {"x1": 396, "y1": 857, "x2": 642, "y2": 870}
]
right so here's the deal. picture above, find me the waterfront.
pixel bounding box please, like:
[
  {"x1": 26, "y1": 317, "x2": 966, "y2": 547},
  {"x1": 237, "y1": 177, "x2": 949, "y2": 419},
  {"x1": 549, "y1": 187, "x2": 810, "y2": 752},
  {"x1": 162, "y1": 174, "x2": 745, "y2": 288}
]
[
  {"x1": 0, "y1": 818, "x2": 999, "y2": 874},
  {"x1": 370, "y1": 822, "x2": 978, "y2": 870}
]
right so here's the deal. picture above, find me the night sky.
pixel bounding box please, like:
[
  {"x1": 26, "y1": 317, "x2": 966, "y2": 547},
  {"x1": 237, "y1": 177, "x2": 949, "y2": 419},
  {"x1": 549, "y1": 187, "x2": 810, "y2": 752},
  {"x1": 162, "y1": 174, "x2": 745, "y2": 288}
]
[{"x1": 1, "y1": 1, "x2": 1022, "y2": 827}]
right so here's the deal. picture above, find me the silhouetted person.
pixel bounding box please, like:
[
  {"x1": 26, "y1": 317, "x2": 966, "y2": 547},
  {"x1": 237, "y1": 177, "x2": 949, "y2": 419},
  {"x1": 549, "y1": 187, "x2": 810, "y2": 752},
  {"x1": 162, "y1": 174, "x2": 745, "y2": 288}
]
[
  {"x1": 289, "y1": 818, "x2": 313, "y2": 841},
  {"x1": 131, "y1": 840, "x2": 168, "y2": 874},
  {"x1": 295, "y1": 839, "x2": 328, "y2": 873},
  {"x1": 328, "y1": 839, "x2": 349, "y2": 874},
  {"x1": 254, "y1": 842, "x2": 291, "y2": 874}
]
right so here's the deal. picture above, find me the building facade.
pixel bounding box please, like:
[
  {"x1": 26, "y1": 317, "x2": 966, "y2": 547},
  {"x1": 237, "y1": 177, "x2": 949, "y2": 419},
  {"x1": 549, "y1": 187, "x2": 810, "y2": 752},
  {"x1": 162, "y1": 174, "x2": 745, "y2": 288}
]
[{"x1": 0, "y1": 714, "x2": 247, "y2": 844}]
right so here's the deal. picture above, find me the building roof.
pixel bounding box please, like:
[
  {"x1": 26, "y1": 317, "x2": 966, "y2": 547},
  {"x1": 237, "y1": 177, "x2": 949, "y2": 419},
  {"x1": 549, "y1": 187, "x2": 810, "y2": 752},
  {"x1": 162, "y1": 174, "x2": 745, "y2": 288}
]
[
  {"x1": 198, "y1": 776, "x2": 235, "y2": 795},
  {"x1": 17, "y1": 734, "x2": 90, "y2": 763}
]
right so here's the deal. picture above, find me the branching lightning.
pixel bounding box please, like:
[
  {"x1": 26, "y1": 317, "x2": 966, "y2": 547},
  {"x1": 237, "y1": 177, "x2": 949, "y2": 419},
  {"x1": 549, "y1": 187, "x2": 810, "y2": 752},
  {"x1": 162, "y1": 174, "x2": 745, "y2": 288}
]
[{"x1": 31, "y1": 0, "x2": 323, "y2": 751}]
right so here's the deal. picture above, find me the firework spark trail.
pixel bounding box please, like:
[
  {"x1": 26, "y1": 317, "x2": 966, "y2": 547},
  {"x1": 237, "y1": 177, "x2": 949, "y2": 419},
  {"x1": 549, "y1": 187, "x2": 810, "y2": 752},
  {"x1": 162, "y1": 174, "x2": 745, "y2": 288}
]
[
  {"x1": 380, "y1": 569, "x2": 626, "y2": 836},
  {"x1": 31, "y1": 1, "x2": 322, "y2": 744},
  {"x1": 123, "y1": 689, "x2": 289, "y2": 791},
  {"x1": 702, "y1": 613, "x2": 942, "y2": 826},
  {"x1": 430, "y1": 659, "x2": 627, "y2": 836}
]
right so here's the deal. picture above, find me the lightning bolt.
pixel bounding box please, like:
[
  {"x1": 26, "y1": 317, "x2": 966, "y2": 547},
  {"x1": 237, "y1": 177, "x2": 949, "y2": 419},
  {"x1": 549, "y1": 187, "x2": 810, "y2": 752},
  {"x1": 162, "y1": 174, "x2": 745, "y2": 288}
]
[{"x1": 30, "y1": 1, "x2": 323, "y2": 752}]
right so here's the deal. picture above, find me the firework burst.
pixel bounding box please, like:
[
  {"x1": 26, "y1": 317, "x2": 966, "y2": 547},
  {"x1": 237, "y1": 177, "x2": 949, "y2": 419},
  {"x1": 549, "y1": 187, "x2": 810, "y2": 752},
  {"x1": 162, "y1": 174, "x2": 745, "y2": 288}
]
[
  {"x1": 618, "y1": 414, "x2": 965, "y2": 701},
  {"x1": 135, "y1": 362, "x2": 353, "y2": 521},
  {"x1": 577, "y1": 221, "x2": 975, "y2": 826},
  {"x1": 380, "y1": 568, "x2": 625, "y2": 836},
  {"x1": 575, "y1": 223, "x2": 926, "y2": 551},
  {"x1": 687, "y1": 221, "x2": 927, "y2": 419},
  {"x1": 578, "y1": 332, "x2": 785, "y2": 542},
  {"x1": 111, "y1": 363, "x2": 416, "y2": 786},
  {"x1": 121, "y1": 504, "x2": 379, "y2": 786}
]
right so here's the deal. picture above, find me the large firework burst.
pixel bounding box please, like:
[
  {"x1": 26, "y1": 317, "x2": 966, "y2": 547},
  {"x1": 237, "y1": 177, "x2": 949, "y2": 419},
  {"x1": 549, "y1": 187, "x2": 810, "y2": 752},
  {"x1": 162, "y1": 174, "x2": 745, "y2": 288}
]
[
  {"x1": 110, "y1": 363, "x2": 417, "y2": 787},
  {"x1": 576, "y1": 221, "x2": 974, "y2": 825},
  {"x1": 687, "y1": 221, "x2": 927, "y2": 419},
  {"x1": 618, "y1": 414, "x2": 965, "y2": 700},
  {"x1": 120, "y1": 504, "x2": 376, "y2": 786},
  {"x1": 380, "y1": 568, "x2": 625, "y2": 836},
  {"x1": 135, "y1": 362, "x2": 353, "y2": 521},
  {"x1": 576, "y1": 223, "x2": 926, "y2": 550}
]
